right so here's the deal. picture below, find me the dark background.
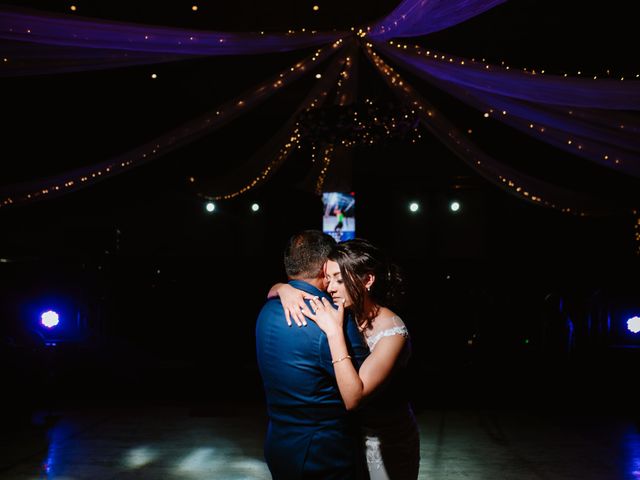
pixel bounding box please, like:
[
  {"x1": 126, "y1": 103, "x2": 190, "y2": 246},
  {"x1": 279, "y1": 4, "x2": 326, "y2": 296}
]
[{"x1": 1, "y1": 0, "x2": 639, "y2": 421}]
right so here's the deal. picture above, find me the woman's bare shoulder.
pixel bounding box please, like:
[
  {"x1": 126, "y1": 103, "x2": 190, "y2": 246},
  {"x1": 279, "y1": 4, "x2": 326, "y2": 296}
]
[{"x1": 371, "y1": 307, "x2": 405, "y2": 330}]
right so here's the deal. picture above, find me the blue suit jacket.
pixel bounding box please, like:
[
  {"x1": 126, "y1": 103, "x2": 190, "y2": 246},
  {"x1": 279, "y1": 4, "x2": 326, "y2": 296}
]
[{"x1": 256, "y1": 280, "x2": 369, "y2": 479}]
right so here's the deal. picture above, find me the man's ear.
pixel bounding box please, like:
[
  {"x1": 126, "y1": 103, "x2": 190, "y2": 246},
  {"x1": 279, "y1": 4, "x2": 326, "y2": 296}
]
[{"x1": 364, "y1": 274, "x2": 375, "y2": 291}]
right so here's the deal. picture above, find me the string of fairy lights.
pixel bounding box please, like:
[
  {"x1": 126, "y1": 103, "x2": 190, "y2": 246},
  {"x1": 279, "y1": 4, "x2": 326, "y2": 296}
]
[
  {"x1": 378, "y1": 41, "x2": 639, "y2": 174},
  {"x1": 201, "y1": 39, "x2": 347, "y2": 200},
  {"x1": 297, "y1": 100, "x2": 421, "y2": 149},
  {"x1": 311, "y1": 49, "x2": 357, "y2": 194},
  {"x1": 1, "y1": 10, "x2": 337, "y2": 60},
  {"x1": 364, "y1": 42, "x2": 592, "y2": 216},
  {"x1": 204, "y1": 125, "x2": 303, "y2": 201},
  {"x1": 2, "y1": 4, "x2": 639, "y2": 253},
  {"x1": 335, "y1": 52, "x2": 356, "y2": 107},
  {"x1": 0, "y1": 41, "x2": 342, "y2": 208},
  {"x1": 366, "y1": 40, "x2": 640, "y2": 249},
  {"x1": 386, "y1": 40, "x2": 640, "y2": 80},
  {"x1": 314, "y1": 144, "x2": 335, "y2": 194},
  {"x1": 309, "y1": 47, "x2": 422, "y2": 193}
]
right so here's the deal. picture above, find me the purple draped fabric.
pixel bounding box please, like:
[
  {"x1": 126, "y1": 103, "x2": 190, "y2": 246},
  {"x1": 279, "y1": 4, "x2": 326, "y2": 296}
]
[
  {"x1": 196, "y1": 40, "x2": 356, "y2": 200},
  {"x1": 1, "y1": 3, "x2": 637, "y2": 211},
  {"x1": 0, "y1": 41, "x2": 193, "y2": 76},
  {"x1": 368, "y1": 0, "x2": 508, "y2": 39},
  {"x1": 374, "y1": 42, "x2": 640, "y2": 109},
  {"x1": 0, "y1": 42, "x2": 343, "y2": 207},
  {"x1": 373, "y1": 42, "x2": 640, "y2": 176},
  {"x1": 0, "y1": 7, "x2": 342, "y2": 57},
  {"x1": 364, "y1": 44, "x2": 623, "y2": 214},
  {"x1": 443, "y1": 85, "x2": 640, "y2": 176}
]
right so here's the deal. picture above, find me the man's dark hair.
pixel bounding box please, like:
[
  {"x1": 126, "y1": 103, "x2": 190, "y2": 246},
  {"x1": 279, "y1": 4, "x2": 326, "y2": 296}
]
[{"x1": 284, "y1": 230, "x2": 336, "y2": 279}]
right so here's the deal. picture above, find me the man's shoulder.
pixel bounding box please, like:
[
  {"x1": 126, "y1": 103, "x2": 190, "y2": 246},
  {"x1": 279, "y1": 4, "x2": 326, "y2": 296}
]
[
  {"x1": 256, "y1": 299, "x2": 286, "y2": 336},
  {"x1": 258, "y1": 298, "x2": 283, "y2": 318},
  {"x1": 288, "y1": 280, "x2": 326, "y2": 298}
]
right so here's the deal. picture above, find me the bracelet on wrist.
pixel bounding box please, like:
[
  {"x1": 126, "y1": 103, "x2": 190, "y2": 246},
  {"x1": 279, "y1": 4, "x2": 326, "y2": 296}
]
[{"x1": 332, "y1": 355, "x2": 351, "y2": 365}]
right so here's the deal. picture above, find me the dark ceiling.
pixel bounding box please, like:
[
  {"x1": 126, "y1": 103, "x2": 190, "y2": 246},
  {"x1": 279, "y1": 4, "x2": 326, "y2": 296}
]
[
  {"x1": 2, "y1": 0, "x2": 637, "y2": 179},
  {"x1": 0, "y1": 0, "x2": 638, "y2": 259}
]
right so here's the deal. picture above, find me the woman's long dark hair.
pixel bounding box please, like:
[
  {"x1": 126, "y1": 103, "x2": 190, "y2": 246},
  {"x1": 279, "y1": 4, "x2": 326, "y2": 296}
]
[{"x1": 328, "y1": 239, "x2": 404, "y2": 331}]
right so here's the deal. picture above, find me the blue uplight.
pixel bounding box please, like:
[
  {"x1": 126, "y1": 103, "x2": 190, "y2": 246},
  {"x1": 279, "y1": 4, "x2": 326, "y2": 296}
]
[
  {"x1": 627, "y1": 316, "x2": 640, "y2": 334},
  {"x1": 41, "y1": 310, "x2": 60, "y2": 329}
]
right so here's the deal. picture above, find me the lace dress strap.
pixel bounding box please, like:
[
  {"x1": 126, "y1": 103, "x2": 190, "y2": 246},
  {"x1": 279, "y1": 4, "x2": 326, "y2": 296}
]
[{"x1": 366, "y1": 323, "x2": 409, "y2": 351}]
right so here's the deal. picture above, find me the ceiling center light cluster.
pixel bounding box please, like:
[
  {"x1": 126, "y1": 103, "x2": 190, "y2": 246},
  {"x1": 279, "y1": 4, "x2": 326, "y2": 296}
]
[{"x1": 297, "y1": 100, "x2": 421, "y2": 149}]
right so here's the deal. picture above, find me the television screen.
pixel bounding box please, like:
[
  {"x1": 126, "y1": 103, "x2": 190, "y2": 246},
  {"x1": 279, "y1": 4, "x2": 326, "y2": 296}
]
[{"x1": 322, "y1": 192, "x2": 355, "y2": 242}]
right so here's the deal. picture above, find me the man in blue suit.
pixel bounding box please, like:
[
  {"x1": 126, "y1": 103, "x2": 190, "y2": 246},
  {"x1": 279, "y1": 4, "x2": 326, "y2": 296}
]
[{"x1": 256, "y1": 230, "x2": 369, "y2": 479}]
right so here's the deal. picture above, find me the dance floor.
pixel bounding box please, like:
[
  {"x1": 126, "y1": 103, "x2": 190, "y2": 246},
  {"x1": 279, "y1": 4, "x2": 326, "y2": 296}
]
[{"x1": 1, "y1": 403, "x2": 637, "y2": 479}]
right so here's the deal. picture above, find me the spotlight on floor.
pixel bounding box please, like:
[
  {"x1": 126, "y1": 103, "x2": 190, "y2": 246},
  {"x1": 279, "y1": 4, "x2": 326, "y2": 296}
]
[
  {"x1": 450, "y1": 201, "x2": 461, "y2": 212},
  {"x1": 627, "y1": 316, "x2": 640, "y2": 334},
  {"x1": 205, "y1": 202, "x2": 216, "y2": 213},
  {"x1": 409, "y1": 202, "x2": 420, "y2": 213},
  {"x1": 40, "y1": 310, "x2": 60, "y2": 329},
  {"x1": 251, "y1": 203, "x2": 260, "y2": 212}
]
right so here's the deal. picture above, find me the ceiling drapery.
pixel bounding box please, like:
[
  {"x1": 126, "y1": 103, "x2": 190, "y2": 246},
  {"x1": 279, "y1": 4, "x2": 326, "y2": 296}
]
[
  {"x1": 0, "y1": 40, "x2": 344, "y2": 205},
  {"x1": 1, "y1": 2, "x2": 638, "y2": 215},
  {"x1": 374, "y1": 42, "x2": 640, "y2": 177},
  {"x1": 367, "y1": 0, "x2": 509, "y2": 39},
  {"x1": 364, "y1": 44, "x2": 617, "y2": 215}
]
